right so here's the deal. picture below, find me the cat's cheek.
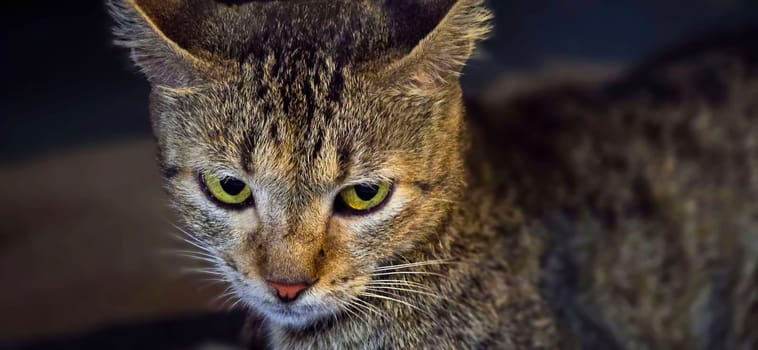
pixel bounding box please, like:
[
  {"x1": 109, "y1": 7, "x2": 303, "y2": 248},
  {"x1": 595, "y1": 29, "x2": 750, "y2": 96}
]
[
  {"x1": 226, "y1": 209, "x2": 261, "y2": 239},
  {"x1": 330, "y1": 188, "x2": 412, "y2": 264}
]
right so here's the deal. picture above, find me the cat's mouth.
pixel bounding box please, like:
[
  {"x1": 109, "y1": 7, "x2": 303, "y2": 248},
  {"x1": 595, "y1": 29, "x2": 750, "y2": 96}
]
[{"x1": 256, "y1": 294, "x2": 338, "y2": 327}]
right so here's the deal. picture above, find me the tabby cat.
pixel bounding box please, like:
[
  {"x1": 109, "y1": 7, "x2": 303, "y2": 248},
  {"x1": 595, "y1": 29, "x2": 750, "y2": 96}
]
[{"x1": 110, "y1": 0, "x2": 757, "y2": 348}]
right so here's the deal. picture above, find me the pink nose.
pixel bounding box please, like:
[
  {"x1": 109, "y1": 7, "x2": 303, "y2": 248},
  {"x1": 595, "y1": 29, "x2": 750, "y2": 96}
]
[{"x1": 266, "y1": 280, "x2": 311, "y2": 302}]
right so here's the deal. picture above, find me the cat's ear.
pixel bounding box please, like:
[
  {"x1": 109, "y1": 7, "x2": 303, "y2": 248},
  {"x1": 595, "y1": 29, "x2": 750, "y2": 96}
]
[
  {"x1": 382, "y1": 0, "x2": 492, "y2": 95},
  {"x1": 109, "y1": 0, "x2": 218, "y2": 87}
]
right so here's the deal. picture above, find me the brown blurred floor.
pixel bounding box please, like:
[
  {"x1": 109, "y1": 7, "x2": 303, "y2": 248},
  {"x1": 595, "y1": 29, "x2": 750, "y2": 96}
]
[{"x1": 0, "y1": 139, "x2": 229, "y2": 343}]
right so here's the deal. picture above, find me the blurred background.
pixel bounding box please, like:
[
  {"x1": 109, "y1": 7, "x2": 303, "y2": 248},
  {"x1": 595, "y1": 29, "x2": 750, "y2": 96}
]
[{"x1": 1, "y1": 0, "x2": 757, "y2": 348}]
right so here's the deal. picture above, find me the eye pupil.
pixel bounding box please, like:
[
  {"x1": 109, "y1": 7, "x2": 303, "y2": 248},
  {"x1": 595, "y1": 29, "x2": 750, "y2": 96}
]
[
  {"x1": 220, "y1": 178, "x2": 246, "y2": 195},
  {"x1": 354, "y1": 184, "x2": 378, "y2": 201}
]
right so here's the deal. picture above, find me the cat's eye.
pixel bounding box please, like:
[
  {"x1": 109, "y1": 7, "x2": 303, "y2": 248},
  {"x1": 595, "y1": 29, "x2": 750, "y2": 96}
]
[
  {"x1": 200, "y1": 172, "x2": 254, "y2": 208},
  {"x1": 335, "y1": 182, "x2": 392, "y2": 214}
]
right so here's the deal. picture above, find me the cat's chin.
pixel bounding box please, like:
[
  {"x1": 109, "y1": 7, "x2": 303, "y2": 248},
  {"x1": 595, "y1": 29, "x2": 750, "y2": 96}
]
[
  {"x1": 266, "y1": 313, "x2": 323, "y2": 329},
  {"x1": 255, "y1": 300, "x2": 337, "y2": 329}
]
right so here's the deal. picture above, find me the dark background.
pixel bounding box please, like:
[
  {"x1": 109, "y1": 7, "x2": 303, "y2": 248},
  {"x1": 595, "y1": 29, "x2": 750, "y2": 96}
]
[
  {"x1": 1, "y1": 0, "x2": 757, "y2": 348},
  {"x1": 3, "y1": 0, "x2": 758, "y2": 162}
]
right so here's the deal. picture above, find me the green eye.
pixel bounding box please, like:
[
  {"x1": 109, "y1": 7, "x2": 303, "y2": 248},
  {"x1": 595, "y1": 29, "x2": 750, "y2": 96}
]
[
  {"x1": 336, "y1": 182, "x2": 392, "y2": 214},
  {"x1": 201, "y1": 172, "x2": 253, "y2": 207}
]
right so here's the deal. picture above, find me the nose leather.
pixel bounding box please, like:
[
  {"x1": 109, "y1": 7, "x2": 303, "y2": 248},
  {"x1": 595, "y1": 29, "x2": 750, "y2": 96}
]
[{"x1": 267, "y1": 280, "x2": 310, "y2": 302}]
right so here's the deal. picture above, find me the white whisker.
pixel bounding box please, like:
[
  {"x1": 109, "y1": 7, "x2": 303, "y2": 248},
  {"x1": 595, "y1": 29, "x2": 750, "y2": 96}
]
[
  {"x1": 163, "y1": 249, "x2": 220, "y2": 260},
  {"x1": 362, "y1": 292, "x2": 431, "y2": 317},
  {"x1": 370, "y1": 271, "x2": 447, "y2": 278},
  {"x1": 365, "y1": 286, "x2": 443, "y2": 299},
  {"x1": 372, "y1": 259, "x2": 455, "y2": 272},
  {"x1": 228, "y1": 296, "x2": 244, "y2": 310},
  {"x1": 212, "y1": 286, "x2": 236, "y2": 304},
  {"x1": 169, "y1": 253, "x2": 220, "y2": 265},
  {"x1": 170, "y1": 224, "x2": 218, "y2": 254},
  {"x1": 352, "y1": 297, "x2": 386, "y2": 319},
  {"x1": 368, "y1": 280, "x2": 436, "y2": 293},
  {"x1": 346, "y1": 300, "x2": 372, "y2": 323},
  {"x1": 338, "y1": 298, "x2": 365, "y2": 324}
]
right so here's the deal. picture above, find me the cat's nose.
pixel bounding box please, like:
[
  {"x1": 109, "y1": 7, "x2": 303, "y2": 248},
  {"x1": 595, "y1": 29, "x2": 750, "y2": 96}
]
[{"x1": 266, "y1": 280, "x2": 312, "y2": 303}]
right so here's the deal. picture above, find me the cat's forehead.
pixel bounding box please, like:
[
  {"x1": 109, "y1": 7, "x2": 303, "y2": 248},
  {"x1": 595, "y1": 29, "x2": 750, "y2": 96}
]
[{"x1": 170, "y1": 70, "x2": 375, "y2": 187}]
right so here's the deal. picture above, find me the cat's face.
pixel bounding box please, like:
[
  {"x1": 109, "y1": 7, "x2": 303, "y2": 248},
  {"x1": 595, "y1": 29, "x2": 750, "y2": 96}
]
[
  {"x1": 157, "y1": 66, "x2": 463, "y2": 326},
  {"x1": 111, "y1": 0, "x2": 490, "y2": 327}
]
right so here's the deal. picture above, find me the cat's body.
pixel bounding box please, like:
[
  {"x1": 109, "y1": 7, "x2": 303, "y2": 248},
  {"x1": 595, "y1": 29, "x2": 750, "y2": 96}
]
[
  {"x1": 111, "y1": 0, "x2": 756, "y2": 348},
  {"x1": 468, "y1": 30, "x2": 758, "y2": 349}
]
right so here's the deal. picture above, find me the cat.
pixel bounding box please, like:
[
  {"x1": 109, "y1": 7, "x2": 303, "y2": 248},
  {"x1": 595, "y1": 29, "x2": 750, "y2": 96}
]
[{"x1": 110, "y1": 0, "x2": 757, "y2": 348}]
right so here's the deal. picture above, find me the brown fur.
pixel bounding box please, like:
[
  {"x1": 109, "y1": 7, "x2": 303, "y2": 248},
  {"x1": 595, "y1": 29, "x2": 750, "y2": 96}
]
[
  {"x1": 469, "y1": 30, "x2": 758, "y2": 349},
  {"x1": 111, "y1": 0, "x2": 756, "y2": 348}
]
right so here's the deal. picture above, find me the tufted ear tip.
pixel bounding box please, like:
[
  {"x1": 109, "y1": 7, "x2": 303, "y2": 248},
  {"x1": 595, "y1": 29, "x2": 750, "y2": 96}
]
[
  {"x1": 107, "y1": 0, "x2": 215, "y2": 87},
  {"x1": 382, "y1": 0, "x2": 493, "y2": 95}
]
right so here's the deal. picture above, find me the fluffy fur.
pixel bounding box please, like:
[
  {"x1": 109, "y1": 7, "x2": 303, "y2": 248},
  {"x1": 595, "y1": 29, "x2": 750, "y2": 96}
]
[
  {"x1": 111, "y1": 0, "x2": 756, "y2": 348},
  {"x1": 469, "y1": 31, "x2": 758, "y2": 349}
]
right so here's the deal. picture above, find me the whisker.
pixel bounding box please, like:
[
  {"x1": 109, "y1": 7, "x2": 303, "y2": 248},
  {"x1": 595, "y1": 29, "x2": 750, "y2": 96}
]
[
  {"x1": 182, "y1": 267, "x2": 226, "y2": 275},
  {"x1": 368, "y1": 278, "x2": 429, "y2": 286},
  {"x1": 372, "y1": 259, "x2": 455, "y2": 272},
  {"x1": 338, "y1": 298, "x2": 365, "y2": 324},
  {"x1": 170, "y1": 224, "x2": 217, "y2": 253},
  {"x1": 228, "y1": 296, "x2": 244, "y2": 310},
  {"x1": 179, "y1": 268, "x2": 229, "y2": 283},
  {"x1": 212, "y1": 287, "x2": 236, "y2": 304},
  {"x1": 187, "y1": 275, "x2": 229, "y2": 289},
  {"x1": 368, "y1": 280, "x2": 436, "y2": 293},
  {"x1": 370, "y1": 271, "x2": 448, "y2": 278},
  {"x1": 168, "y1": 252, "x2": 220, "y2": 265},
  {"x1": 164, "y1": 221, "x2": 244, "y2": 311},
  {"x1": 163, "y1": 249, "x2": 220, "y2": 260},
  {"x1": 361, "y1": 292, "x2": 431, "y2": 317},
  {"x1": 174, "y1": 236, "x2": 216, "y2": 255},
  {"x1": 345, "y1": 300, "x2": 372, "y2": 323},
  {"x1": 351, "y1": 297, "x2": 386, "y2": 320},
  {"x1": 365, "y1": 286, "x2": 443, "y2": 299},
  {"x1": 218, "y1": 295, "x2": 236, "y2": 310},
  {"x1": 336, "y1": 294, "x2": 373, "y2": 325}
]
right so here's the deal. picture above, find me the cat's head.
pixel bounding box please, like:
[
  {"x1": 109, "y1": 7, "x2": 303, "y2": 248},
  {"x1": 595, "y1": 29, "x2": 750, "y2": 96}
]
[{"x1": 111, "y1": 0, "x2": 490, "y2": 327}]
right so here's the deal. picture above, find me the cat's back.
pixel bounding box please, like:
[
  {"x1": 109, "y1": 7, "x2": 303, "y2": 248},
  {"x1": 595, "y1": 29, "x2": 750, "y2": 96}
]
[{"x1": 471, "y1": 28, "x2": 758, "y2": 349}]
